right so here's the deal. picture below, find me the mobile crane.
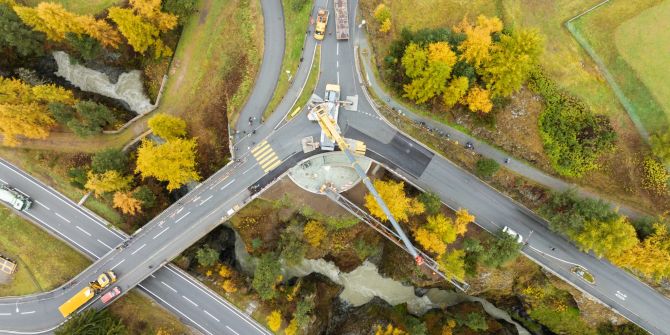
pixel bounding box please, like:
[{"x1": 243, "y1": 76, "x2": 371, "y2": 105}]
[{"x1": 309, "y1": 101, "x2": 424, "y2": 265}]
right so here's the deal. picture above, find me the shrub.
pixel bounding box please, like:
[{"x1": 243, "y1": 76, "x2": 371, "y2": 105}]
[
  {"x1": 195, "y1": 246, "x2": 219, "y2": 267},
  {"x1": 482, "y1": 230, "x2": 522, "y2": 268},
  {"x1": 266, "y1": 310, "x2": 282, "y2": 332},
  {"x1": 642, "y1": 156, "x2": 669, "y2": 195},
  {"x1": 68, "y1": 167, "x2": 88, "y2": 189},
  {"x1": 325, "y1": 215, "x2": 359, "y2": 230},
  {"x1": 252, "y1": 253, "x2": 282, "y2": 301},
  {"x1": 91, "y1": 148, "x2": 128, "y2": 174},
  {"x1": 418, "y1": 191, "x2": 442, "y2": 215},
  {"x1": 303, "y1": 220, "x2": 326, "y2": 247},
  {"x1": 55, "y1": 309, "x2": 126, "y2": 335},
  {"x1": 457, "y1": 312, "x2": 488, "y2": 331},
  {"x1": 132, "y1": 186, "x2": 156, "y2": 209},
  {"x1": 353, "y1": 238, "x2": 381, "y2": 261},
  {"x1": 475, "y1": 158, "x2": 499, "y2": 179},
  {"x1": 279, "y1": 230, "x2": 306, "y2": 266}
]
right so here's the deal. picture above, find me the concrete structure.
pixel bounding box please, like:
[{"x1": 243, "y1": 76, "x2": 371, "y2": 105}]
[{"x1": 288, "y1": 152, "x2": 371, "y2": 193}]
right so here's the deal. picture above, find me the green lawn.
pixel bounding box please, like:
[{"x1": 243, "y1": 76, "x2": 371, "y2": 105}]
[
  {"x1": 570, "y1": 0, "x2": 668, "y2": 135},
  {"x1": 615, "y1": 1, "x2": 670, "y2": 126},
  {"x1": 0, "y1": 207, "x2": 91, "y2": 296},
  {"x1": 289, "y1": 45, "x2": 321, "y2": 119},
  {"x1": 262, "y1": 0, "x2": 312, "y2": 119},
  {"x1": 23, "y1": 0, "x2": 123, "y2": 14}
]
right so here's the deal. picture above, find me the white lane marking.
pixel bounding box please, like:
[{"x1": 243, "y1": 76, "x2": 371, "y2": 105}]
[
  {"x1": 616, "y1": 290, "x2": 627, "y2": 301},
  {"x1": 35, "y1": 200, "x2": 50, "y2": 210},
  {"x1": 111, "y1": 259, "x2": 125, "y2": 270},
  {"x1": 199, "y1": 195, "x2": 213, "y2": 205},
  {"x1": 131, "y1": 243, "x2": 146, "y2": 255},
  {"x1": 24, "y1": 212, "x2": 99, "y2": 258},
  {"x1": 182, "y1": 295, "x2": 198, "y2": 307},
  {"x1": 150, "y1": 274, "x2": 156, "y2": 278},
  {"x1": 337, "y1": 71, "x2": 340, "y2": 85},
  {"x1": 220, "y1": 179, "x2": 235, "y2": 191},
  {"x1": 153, "y1": 227, "x2": 170, "y2": 239},
  {"x1": 20, "y1": 311, "x2": 35, "y2": 315},
  {"x1": 0, "y1": 177, "x2": 5, "y2": 183},
  {"x1": 204, "y1": 310, "x2": 220, "y2": 322},
  {"x1": 55, "y1": 212, "x2": 70, "y2": 223},
  {"x1": 336, "y1": 60, "x2": 339, "y2": 68},
  {"x1": 161, "y1": 281, "x2": 177, "y2": 292},
  {"x1": 176, "y1": 207, "x2": 184, "y2": 214},
  {"x1": 226, "y1": 326, "x2": 241, "y2": 335},
  {"x1": 165, "y1": 265, "x2": 272, "y2": 334},
  {"x1": 97, "y1": 239, "x2": 112, "y2": 249},
  {"x1": 0, "y1": 313, "x2": 10, "y2": 316},
  {"x1": 0, "y1": 160, "x2": 124, "y2": 239},
  {"x1": 139, "y1": 284, "x2": 213, "y2": 335},
  {"x1": 76, "y1": 225, "x2": 91, "y2": 236},
  {"x1": 175, "y1": 212, "x2": 191, "y2": 223},
  {"x1": 242, "y1": 166, "x2": 254, "y2": 175}
]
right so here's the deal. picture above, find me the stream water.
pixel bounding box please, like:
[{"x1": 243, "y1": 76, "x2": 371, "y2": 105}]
[
  {"x1": 234, "y1": 233, "x2": 530, "y2": 334},
  {"x1": 52, "y1": 51, "x2": 153, "y2": 114}
]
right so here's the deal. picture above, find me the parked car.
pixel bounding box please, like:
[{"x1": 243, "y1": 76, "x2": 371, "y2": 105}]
[
  {"x1": 100, "y1": 287, "x2": 121, "y2": 304},
  {"x1": 502, "y1": 226, "x2": 523, "y2": 244}
]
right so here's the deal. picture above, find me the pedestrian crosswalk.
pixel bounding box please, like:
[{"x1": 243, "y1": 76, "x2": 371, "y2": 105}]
[{"x1": 251, "y1": 140, "x2": 282, "y2": 173}]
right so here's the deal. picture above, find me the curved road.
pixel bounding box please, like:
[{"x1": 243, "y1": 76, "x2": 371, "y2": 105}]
[{"x1": 1, "y1": 0, "x2": 670, "y2": 334}]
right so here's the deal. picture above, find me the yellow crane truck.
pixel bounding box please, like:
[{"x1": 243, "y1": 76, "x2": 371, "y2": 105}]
[
  {"x1": 58, "y1": 271, "x2": 116, "y2": 318},
  {"x1": 314, "y1": 9, "x2": 329, "y2": 40}
]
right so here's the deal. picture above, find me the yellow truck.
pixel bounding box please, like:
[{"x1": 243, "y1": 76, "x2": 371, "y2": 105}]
[
  {"x1": 314, "y1": 9, "x2": 329, "y2": 40},
  {"x1": 58, "y1": 271, "x2": 116, "y2": 318}
]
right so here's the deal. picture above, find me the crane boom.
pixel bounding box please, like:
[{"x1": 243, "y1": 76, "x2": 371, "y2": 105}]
[{"x1": 310, "y1": 103, "x2": 424, "y2": 264}]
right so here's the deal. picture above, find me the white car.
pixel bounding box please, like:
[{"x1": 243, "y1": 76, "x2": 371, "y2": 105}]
[{"x1": 502, "y1": 226, "x2": 523, "y2": 244}]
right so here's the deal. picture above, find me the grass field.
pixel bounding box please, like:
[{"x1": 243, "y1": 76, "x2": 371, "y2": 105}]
[
  {"x1": 0, "y1": 207, "x2": 90, "y2": 296},
  {"x1": 289, "y1": 45, "x2": 321, "y2": 119},
  {"x1": 109, "y1": 291, "x2": 188, "y2": 334},
  {"x1": 570, "y1": 0, "x2": 668, "y2": 135},
  {"x1": 263, "y1": 0, "x2": 312, "y2": 118},
  {"x1": 615, "y1": 1, "x2": 670, "y2": 125},
  {"x1": 23, "y1": 0, "x2": 123, "y2": 14}
]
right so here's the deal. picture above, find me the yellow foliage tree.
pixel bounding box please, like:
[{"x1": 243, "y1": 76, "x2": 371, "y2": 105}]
[
  {"x1": 442, "y1": 76, "x2": 469, "y2": 108},
  {"x1": 456, "y1": 15, "x2": 502, "y2": 68},
  {"x1": 266, "y1": 310, "x2": 282, "y2": 332},
  {"x1": 438, "y1": 249, "x2": 466, "y2": 280},
  {"x1": 0, "y1": 103, "x2": 55, "y2": 146},
  {"x1": 374, "y1": 324, "x2": 407, "y2": 335},
  {"x1": 402, "y1": 42, "x2": 457, "y2": 104},
  {"x1": 441, "y1": 320, "x2": 457, "y2": 335},
  {"x1": 222, "y1": 279, "x2": 238, "y2": 293},
  {"x1": 130, "y1": 0, "x2": 177, "y2": 32},
  {"x1": 574, "y1": 216, "x2": 639, "y2": 259},
  {"x1": 613, "y1": 223, "x2": 670, "y2": 281},
  {"x1": 148, "y1": 113, "x2": 187, "y2": 141},
  {"x1": 135, "y1": 138, "x2": 200, "y2": 191},
  {"x1": 108, "y1": 7, "x2": 158, "y2": 55},
  {"x1": 113, "y1": 191, "x2": 142, "y2": 215},
  {"x1": 427, "y1": 213, "x2": 458, "y2": 244},
  {"x1": 14, "y1": 3, "x2": 120, "y2": 47},
  {"x1": 31, "y1": 83, "x2": 77, "y2": 105},
  {"x1": 461, "y1": 86, "x2": 492, "y2": 113},
  {"x1": 364, "y1": 179, "x2": 424, "y2": 223},
  {"x1": 85, "y1": 170, "x2": 132, "y2": 197},
  {"x1": 284, "y1": 318, "x2": 298, "y2": 335},
  {"x1": 218, "y1": 264, "x2": 233, "y2": 278},
  {"x1": 379, "y1": 18, "x2": 391, "y2": 33},
  {"x1": 155, "y1": 328, "x2": 172, "y2": 335},
  {"x1": 303, "y1": 220, "x2": 327, "y2": 247},
  {"x1": 642, "y1": 156, "x2": 669, "y2": 195},
  {"x1": 414, "y1": 227, "x2": 446, "y2": 254},
  {"x1": 454, "y1": 208, "x2": 474, "y2": 236},
  {"x1": 373, "y1": 4, "x2": 391, "y2": 23}
]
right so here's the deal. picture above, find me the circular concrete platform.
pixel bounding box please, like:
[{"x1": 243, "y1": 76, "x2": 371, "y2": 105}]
[{"x1": 288, "y1": 152, "x2": 372, "y2": 194}]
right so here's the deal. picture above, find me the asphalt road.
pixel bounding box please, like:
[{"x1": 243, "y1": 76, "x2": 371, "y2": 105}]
[{"x1": 1, "y1": 0, "x2": 670, "y2": 334}]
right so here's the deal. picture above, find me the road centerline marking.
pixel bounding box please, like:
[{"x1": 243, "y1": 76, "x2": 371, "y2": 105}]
[
  {"x1": 76, "y1": 225, "x2": 91, "y2": 236},
  {"x1": 175, "y1": 212, "x2": 191, "y2": 223},
  {"x1": 111, "y1": 259, "x2": 125, "y2": 270},
  {"x1": 131, "y1": 243, "x2": 146, "y2": 255},
  {"x1": 200, "y1": 195, "x2": 213, "y2": 205},
  {"x1": 20, "y1": 311, "x2": 35, "y2": 315},
  {"x1": 182, "y1": 295, "x2": 198, "y2": 307},
  {"x1": 204, "y1": 310, "x2": 220, "y2": 322},
  {"x1": 55, "y1": 212, "x2": 70, "y2": 223},
  {"x1": 35, "y1": 200, "x2": 50, "y2": 210},
  {"x1": 153, "y1": 227, "x2": 170, "y2": 239},
  {"x1": 219, "y1": 179, "x2": 235, "y2": 191},
  {"x1": 226, "y1": 326, "x2": 240, "y2": 335},
  {"x1": 97, "y1": 239, "x2": 112, "y2": 249},
  {"x1": 161, "y1": 281, "x2": 177, "y2": 292}
]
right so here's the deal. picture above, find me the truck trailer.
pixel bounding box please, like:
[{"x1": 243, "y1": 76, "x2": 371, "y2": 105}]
[
  {"x1": 0, "y1": 185, "x2": 32, "y2": 211},
  {"x1": 314, "y1": 9, "x2": 329, "y2": 40},
  {"x1": 58, "y1": 271, "x2": 117, "y2": 318}
]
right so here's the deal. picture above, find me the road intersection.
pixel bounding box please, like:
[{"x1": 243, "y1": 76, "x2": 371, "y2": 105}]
[{"x1": 0, "y1": 0, "x2": 669, "y2": 334}]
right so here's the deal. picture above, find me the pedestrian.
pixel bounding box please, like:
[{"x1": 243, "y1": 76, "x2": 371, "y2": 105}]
[{"x1": 551, "y1": 247, "x2": 556, "y2": 251}]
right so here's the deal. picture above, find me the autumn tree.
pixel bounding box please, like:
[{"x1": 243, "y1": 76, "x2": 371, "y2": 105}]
[
  {"x1": 85, "y1": 170, "x2": 132, "y2": 197},
  {"x1": 415, "y1": 227, "x2": 446, "y2": 254},
  {"x1": 375, "y1": 324, "x2": 407, "y2": 335},
  {"x1": 266, "y1": 310, "x2": 283, "y2": 332},
  {"x1": 456, "y1": 15, "x2": 503, "y2": 68},
  {"x1": 285, "y1": 319, "x2": 298, "y2": 335},
  {"x1": 642, "y1": 156, "x2": 669, "y2": 195},
  {"x1": 303, "y1": 220, "x2": 326, "y2": 247},
  {"x1": 0, "y1": 3, "x2": 44, "y2": 57},
  {"x1": 613, "y1": 223, "x2": 670, "y2": 281},
  {"x1": 148, "y1": 113, "x2": 187, "y2": 140},
  {"x1": 374, "y1": 4, "x2": 391, "y2": 33},
  {"x1": 112, "y1": 191, "x2": 142, "y2": 215},
  {"x1": 135, "y1": 138, "x2": 200, "y2": 191},
  {"x1": 454, "y1": 208, "x2": 474, "y2": 236},
  {"x1": 481, "y1": 28, "x2": 544, "y2": 98},
  {"x1": 442, "y1": 76, "x2": 469, "y2": 108},
  {"x1": 403, "y1": 42, "x2": 457, "y2": 104},
  {"x1": 574, "y1": 216, "x2": 638, "y2": 259},
  {"x1": 108, "y1": 0, "x2": 177, "y2": 58},
  {"x1": 438, "y1": 249, "x2": 466, "y2": 280},
  {"x1": 365, "y1": 179, "x2": 424, "y2": 223},
  {"x1": 461, "y1": 86, "x2": 492, "y2": 113},
  {"x1": 650, "y1": 131, "x2": 670, "y2": 164}
]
